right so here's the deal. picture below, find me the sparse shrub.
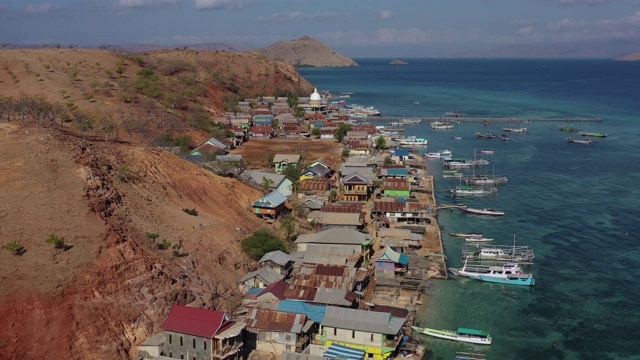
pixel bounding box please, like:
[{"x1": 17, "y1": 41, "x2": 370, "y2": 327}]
[
  {"x1": 145, "y1": 232, "x2": 160, "y2": 241},
  {"x1": 158, "y1": 239, "x2": 172, "y2": 250},
  {"x1": 118, "y1": 164, "x2": 129, "y2": 181},
  {"x1": 182, "y1": 208, "x2": 198, "y2": 216},
  {"x1": 6, "y1": 241, "x2": 24, "y2": 255},
  {"x1": 45, "y1": 233, "x2": 65, "y2": 249}
]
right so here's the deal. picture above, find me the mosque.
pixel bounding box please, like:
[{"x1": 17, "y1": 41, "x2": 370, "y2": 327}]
[{"x1": 298, "y1": 87, "x2": 329, "y2": 114}]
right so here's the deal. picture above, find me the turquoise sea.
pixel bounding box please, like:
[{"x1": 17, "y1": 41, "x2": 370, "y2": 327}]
[{"x1": 299, "y1": 59, "x2": 640, "y2": 360}]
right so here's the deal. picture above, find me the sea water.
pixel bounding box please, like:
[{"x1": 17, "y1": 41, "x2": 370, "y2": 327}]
[{"x1": 299, "y1": 59, "x2": 640, "y2": 360}]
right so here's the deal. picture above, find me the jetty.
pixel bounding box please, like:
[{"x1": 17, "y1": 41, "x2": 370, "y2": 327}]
[{"x1": 368, "y1": 116, "x2": 603, "y2": 124}]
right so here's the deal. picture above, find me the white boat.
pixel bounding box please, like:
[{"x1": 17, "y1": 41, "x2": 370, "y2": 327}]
[
  {"x1": 566, "y1": 137, "x2": 592, "y2": 145},
  {"x1": 465, "y1": 235, "x2": 494, "y2": 243},
  {"x1": 499, "y1": 134, "x2": 511, "y2": 141},
  {"x1": 443, "y1": 173, "x2": 464, "y2": 179},
  {"x1": 426, "y1": 150, "x2": 452, "y2": 159},
  {"x1": 443, "y1": 158, "x2": 489, "y2": 168},
  {"x1": 414, "y1": 101, "x2": 420, "y2": 105},
  {"x1": 444, "y1": 111, "x2": 464, "y2": 118},
  {"x1": 449, "y1": 260, "x2": 535, "y2": 286},
  {"x1": 462, "y1": 207, "x2": 505, "y2": 216},
  {"x1": 462, "y1": 235, "x2": 535, "y2": 264},
  {"x1": 452, "y1": 136, "x2": 462, "y2": 140},
  {"x1": 411, "y1": 326, "x2": 491, "y2": 345},
  {"x1": 399, "y1": 136, "x2": 428, "y2": 147},
  {"x1": 431, "y1": 121, "x2": 454, "y2": 130},
  {"x1": 478, "y1": 150, "x2": 494, "y2": 155},
  {"x1": 503, "y1": 127, "x2": 527, "y2": 133},
  {"x1": 450, "y1": 186, "x2": 498, "y2": 197}
]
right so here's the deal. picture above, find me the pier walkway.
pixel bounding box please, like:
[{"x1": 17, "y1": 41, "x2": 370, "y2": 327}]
[{"x1": 363, "y1": 116, "x2": 603, "y2": 123}]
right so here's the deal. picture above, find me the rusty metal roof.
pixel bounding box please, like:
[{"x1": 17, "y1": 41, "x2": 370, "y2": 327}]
[
  {"x1": 299, "y1": 179, "x2": 330, "y2": 191},
  {"x1": 321, "y1": 203, "x2": 362, "y2": 213},
  {"x1": 245, "y1": 308, "x2": 306, "y2": 333}
]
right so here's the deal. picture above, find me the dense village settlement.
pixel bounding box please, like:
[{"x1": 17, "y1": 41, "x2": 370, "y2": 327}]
[{"x1": 133, "y1": 87, "x2": 448, "y2": 360}]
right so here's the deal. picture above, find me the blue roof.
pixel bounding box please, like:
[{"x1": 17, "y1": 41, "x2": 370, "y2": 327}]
[
  {"x1": 324, "y1": 343, "x2": 365, "y2": 360},
  {"x1": 245, "y1": 287, "x2": 264, "y2": 295},
  {"x1": 314, "y1": 121, "x2": 325, "y2": 127},
  {"x1": 277, "y1": 300, "x2": 326, "y2": 323},
  {"x1": 386, "y1": 168, "x2": 409, "y2": 175},
  {"x1": 394, "y1": 149, "x2": 410, "y2": 156}
]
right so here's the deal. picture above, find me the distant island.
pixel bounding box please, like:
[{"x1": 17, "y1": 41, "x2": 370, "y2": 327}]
[
  {"x1": 614, "y1": 52, "x2": 640, "y2": 61},
  {"x1": 390, "y1": 60, "x2": 408, "y2": 65},
  {"x1": 250, "y1": 36, "x2": 358, "y2": 67}
]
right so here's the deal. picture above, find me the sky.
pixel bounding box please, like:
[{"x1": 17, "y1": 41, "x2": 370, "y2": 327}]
[{"x1": 1, "y1": 0, "x2": 639, "y2": 57}]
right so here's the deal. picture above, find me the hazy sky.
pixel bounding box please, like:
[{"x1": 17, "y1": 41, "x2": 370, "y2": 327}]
[{"x1": 1, "y1": 0, "x2": 639, "y2": 57}]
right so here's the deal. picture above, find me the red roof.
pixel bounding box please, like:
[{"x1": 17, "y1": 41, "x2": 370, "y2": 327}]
[
  {"x1": 257, "y1": 279, "x2": 287, "y2": 300},
  {"x1": 160, "y1": 305, "x2": 228, "y2": 338}
]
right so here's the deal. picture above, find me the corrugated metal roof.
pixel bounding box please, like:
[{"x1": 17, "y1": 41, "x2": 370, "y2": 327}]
[
  {"x1": 284, "y1": 284, "x2": 317, "y2": 301},
  {"x1": 295, "y1": 228, "x2": 370, "y2": 245},
  {"x1": 239, "y1": 266, "x2": 283, "y2": 285},
  {"x1": 259, "y1": 250, "x2": 290, "y2": 266},
  {"x1": 251, "y1": 191, "x2": 287, "y2": 208},
  {"x1": 321, "y1": 307, "x2": 405, "y2": 335},
  {"x1": 160, "y1": 305, "x2": 227, "y2": 338},
  {"x1": 299, "y1": 179, "x2": 330, "y2": 191},
  {"x1": 241, "y1": 170, "x2": 286, "y2": 188},
  {"x1": 374, "y1": 246, "x2": 409, "y2": 265},
  {"x1": 256, "y1": 279, "x2": 288, "y2": 300},
  {"x1": 321, "y1": 204, "x2": 362, "y2": 213},
  {"x1": 324, "y1": 343, "x2": 366, "y2": 360},
  {"x1": 273, "y1": 154, "x2": 301, "y2": 163},
  {"x1": 277, "y1": 300, "x2": 326, "y2": 323},
  {"x1": 281, "y1": 351, "x2": 326, "y2": 360},
  {"x1": 245, "y1": 308, "x2": 306, "y2": 333}
]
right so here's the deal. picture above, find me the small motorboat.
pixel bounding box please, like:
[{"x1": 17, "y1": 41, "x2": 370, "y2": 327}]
[
  {"x1": 411, "y1": 326, "x2": 492, "y2": 345},
  {"x1": 452, "y1": 136, "x2": 462, "y2": 140},
  {"x1": 478, "y1": 150, "x2": 494, "y2": 155},
  {"x1": 462, "y1": 207, "x2": 505, "y2": 216}
]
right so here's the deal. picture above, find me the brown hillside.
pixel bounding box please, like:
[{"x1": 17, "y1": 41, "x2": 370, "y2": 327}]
[
  {"x1": 0, "y1": 122, "x2": 268, "y2": 359},
  {"x1": 0, "y1": 48, "x2": 313, "y2": 143},
  {"x1": 251, "y1": 36, "x2": 358, "y2": 67}
]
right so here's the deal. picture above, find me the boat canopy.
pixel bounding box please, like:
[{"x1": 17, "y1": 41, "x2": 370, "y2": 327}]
[{"x1": 458, "y1": 328, "x2": 490, "y2": 337}]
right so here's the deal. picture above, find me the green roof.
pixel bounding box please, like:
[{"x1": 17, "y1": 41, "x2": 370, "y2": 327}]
[{"x1": 458, "y1": 328, "x2": 490, "y2": 337}]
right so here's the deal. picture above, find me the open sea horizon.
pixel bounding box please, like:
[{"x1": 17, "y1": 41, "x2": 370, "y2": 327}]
[{"x1": 299, "y1": 59, "x2": 640, "y2": 360}]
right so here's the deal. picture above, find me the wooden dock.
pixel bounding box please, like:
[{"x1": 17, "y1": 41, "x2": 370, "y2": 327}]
[{"x1": 364, "y1": 116, "x2": 603, "y2": 123}]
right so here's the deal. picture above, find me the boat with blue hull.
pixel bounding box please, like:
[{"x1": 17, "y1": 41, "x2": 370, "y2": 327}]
[{"x1": 477, "y1": 273, "x2": 535, "y2": 286}]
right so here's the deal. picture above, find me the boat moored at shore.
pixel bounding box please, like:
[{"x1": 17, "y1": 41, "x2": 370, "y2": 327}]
[
  {"x1": 411, "y1": 326, "x2": 492, "y2": 345},
  {"x1": 450, "y1": 260, "x2": 535, "y2": 286}
]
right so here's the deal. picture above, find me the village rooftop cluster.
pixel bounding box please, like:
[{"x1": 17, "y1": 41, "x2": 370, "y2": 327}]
[{"x1": 135, "y1": 88, "x2": 446, "y2": 360}]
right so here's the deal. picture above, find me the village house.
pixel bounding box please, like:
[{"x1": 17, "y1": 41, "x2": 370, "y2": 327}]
[
  {"x1": 381, "y1": 178, "x2": 411, "y2": 198},
  {"x1": 379, "y1": 228, "x2": 422, "y2": 254},
  {"x1": 294, "y1": 228, "x2": 372, "y2": 257},
  {"x1": 249, "y1": 125, "x2": 273, "y2": 139},
  {"x1": 300, "y1": 159, "x2": 332, "y2": 181},
  {"x1": 342, "y1": 173, "x2": 370, "y2": 202},
  {"x1": 238, "y1": 266, "x2": 283, "y2": 293},
  {"x1": 253, "y1": 114, "x2": 274, "y2": 126},
  {"x1": 153, "y1": 305, "x2": 245, "y2": 360},
  {"x1": 190, "y1": 137, "x2": 231, "y2": 157},
  {"x1": 240, "y1": 170, "x2": 293, "y2": 197},
  {"x1": 298, "y1": 179, "x2": 331, "y2": 198},
  {"x1": 243, "y1": 308, "x2": 311, "y2": 354},
  {"x1": 273, "y1": 154, "x2": 301, "y2": 173},
  {"x1": 258, "y1": 250, "x2": 292, "y2": 275},
  {"x1": 318, "y1": 307, "x2": 406, "y2": 360},
  {"x1": 373, "y1": 247, "x2": 409, "y2": 278},
  {"x1": 371, "y1": 199, "x2": 432, "y2": 226},
  {"x1": 306, "y1": 203, "x2": 364, "y2": 231},
  {"x1": 250, "y1": 191, "x2": 288, "y2": 219}
]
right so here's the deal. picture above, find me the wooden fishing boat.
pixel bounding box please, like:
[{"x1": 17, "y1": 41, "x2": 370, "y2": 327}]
[
  {"x1": 478, "y1": 150, "x2": 494, "y2": 154},
  {"x1": 411, "y1": 326, "x2": 492, "y2": 345},
  {"x1": 579, "y1": 131, "x2": 608, "y2": 138},
  {"x1": 450, "y1": 260, "x2": 535, "y2": 286},
  {"x1": 475, "y1": 132, "x2": 496, "y2": 139},
  {"x1": 503, "y1": 127, "x2": 527, "y2": 133},
  {"x1": 566, "y1": 137, "x2": 592, "y2": 145},
  {"x1": 462, "y1": 207, "x2": 505, "y2": 216},
  {"x1": 465, "y1": 235, "x2": 494, "y2": 243},
  {"x1": 449, "y1": 232, "x2": 483, "y2": 238}
]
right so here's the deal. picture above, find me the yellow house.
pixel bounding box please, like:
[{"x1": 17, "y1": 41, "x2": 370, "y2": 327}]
[{"x1": 318, "y1": 307, "x2": 406, "y2": 360}]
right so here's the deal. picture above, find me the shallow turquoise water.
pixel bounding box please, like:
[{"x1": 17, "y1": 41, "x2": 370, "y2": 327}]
[{"x1": 299, "y1": 59, "x2": 640, "y2": 359}]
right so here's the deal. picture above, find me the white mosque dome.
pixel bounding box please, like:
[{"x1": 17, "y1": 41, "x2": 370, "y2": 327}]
[{"x1": 310, "y1": 87, "x2": 322, "y2": 101}]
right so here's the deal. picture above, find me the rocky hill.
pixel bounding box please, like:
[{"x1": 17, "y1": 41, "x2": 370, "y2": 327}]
[
  {"x1": 251, "y1": 36, "x2": 358, "y2": 67},
  {"x1": 0, "y1": 48, "x2": 314, "y2": 359}
]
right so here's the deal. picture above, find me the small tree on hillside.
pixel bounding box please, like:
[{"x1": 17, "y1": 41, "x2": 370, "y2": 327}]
[
  {"x1": 241, "y1": 229, "x2": 286, "y2": 259},
  {"x1": 375, "y1": 136, "x2": 387, "y2": 151},
  {"x1": 294, "y1": 107, "x2": 306, "y2": 120},
  {"x1": 45, "y1": 233, "x2": 66, "y2": 250},
  {"x1": 261, "y1": 177, "x2": 274, "y2": 192}
]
